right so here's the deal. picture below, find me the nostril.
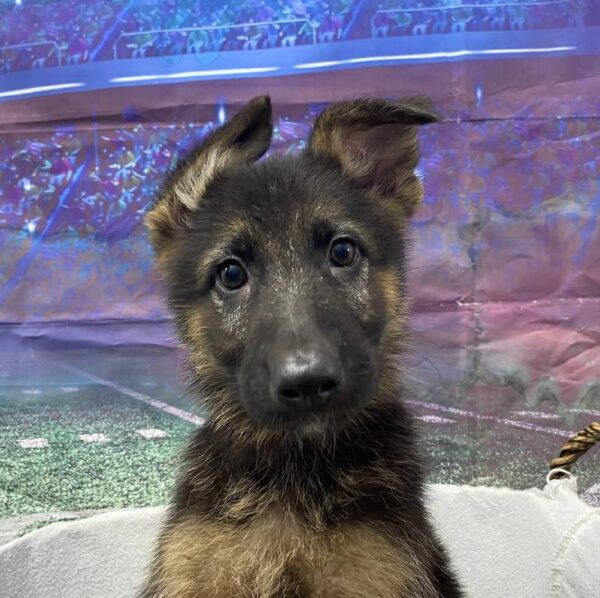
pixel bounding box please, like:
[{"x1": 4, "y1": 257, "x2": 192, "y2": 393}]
[
  {"x1": 279, "y1": 387, "x2": 303, "y2": 403},
  {"x1": 318, "y1": 380, "x2": 337, "y2": 398}
]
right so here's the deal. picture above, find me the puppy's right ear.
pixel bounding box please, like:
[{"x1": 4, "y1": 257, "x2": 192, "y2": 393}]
[{"x1": 146, "y1": 95, "x2": 272, "y2": 252}]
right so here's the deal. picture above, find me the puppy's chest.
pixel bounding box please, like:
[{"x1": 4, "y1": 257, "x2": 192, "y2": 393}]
[{"x1": 160, "y1": 508, "x2": 432, "y2": 598}]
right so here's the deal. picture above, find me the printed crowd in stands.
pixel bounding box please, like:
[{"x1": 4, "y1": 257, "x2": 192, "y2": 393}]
[
  {"x1": 0, "y1": 0, "x2": 121, "y2": 72},
  {"x1": 118, "y1": 0, "x2": 356, "y2": 57},
  {"x1": 0, "y1": 117, "x2": 311, "y2": 236},
  {"x1": 0, "y1": 0, "x2": 590, "y2": 72},
  {"x1": 0, "y1": 0, "x2": 356, "y2": 68},
  {"x1": 372, "y1": 0, "x2": 586, "y2": 37}
]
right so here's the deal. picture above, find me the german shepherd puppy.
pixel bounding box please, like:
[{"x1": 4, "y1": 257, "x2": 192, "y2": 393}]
[{"x1": 141, "y1": 96, "x2": 462, "y2": 597}]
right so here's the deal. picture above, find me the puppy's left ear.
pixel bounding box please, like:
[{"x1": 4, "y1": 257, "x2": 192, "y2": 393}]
[{"x1": 309, "y1": 97, "x2": 437, "y2": 216}]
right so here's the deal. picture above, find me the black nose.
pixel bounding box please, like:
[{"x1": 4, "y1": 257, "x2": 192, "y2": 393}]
[{"x1": 274, "y1": 350, "x2": 342, "y2": 410}]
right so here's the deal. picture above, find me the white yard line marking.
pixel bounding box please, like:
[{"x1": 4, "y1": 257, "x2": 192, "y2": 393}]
[
  {"x1": 56, "y1": 362, "x2": 205, "y2": 426},
  {"x1": 417, "y1": 415, "x2": 455, "y2": 424},
  {"x1": 137, "y1": 428, "x2": 168, "y2": 440},
  {"x1": 406, "y1": 400, "x2": 574, "y2": 437},
  {"x1": 568, "y1": 408, "x2": 600, "y2": 418},
  {"x1": 17, "y1": 438, "x2": 48, "y2": 449},
  {"x1": 21, "y1": 389, "x2": 42, "y2": 395},
  {"x1": 511, "y1": 411, "x2": 562, "y2": 420},
  {"x1": 79, "y1": 433, "x2": 109, "y2": 444}
]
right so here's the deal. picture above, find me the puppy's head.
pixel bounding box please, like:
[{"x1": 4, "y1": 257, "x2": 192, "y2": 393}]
[{"x1": 146, "y1": 96, "x2": 436, "y2": 437}]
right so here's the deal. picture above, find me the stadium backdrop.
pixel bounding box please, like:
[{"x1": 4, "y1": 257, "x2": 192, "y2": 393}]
[{"x1": 0, "y1": 0, "x2": 599, "y2": 526}]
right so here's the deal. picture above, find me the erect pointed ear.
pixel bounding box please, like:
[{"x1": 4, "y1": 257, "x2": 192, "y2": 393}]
[
  {"x1": 146, "y1": 95, "x2": 272, "y2": 252},
  {"x1": 308, "y1": 97, "x2": 437, "y2": 217}
]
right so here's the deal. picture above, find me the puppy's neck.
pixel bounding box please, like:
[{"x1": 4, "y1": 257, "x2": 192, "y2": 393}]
[{"x1": 174, "y1": 388, "x2": 425, "y2": 525}]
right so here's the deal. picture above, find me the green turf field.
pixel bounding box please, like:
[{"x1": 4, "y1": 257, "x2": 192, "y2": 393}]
[{"x1": 0, "y1": 383, "x2": 197, "y2": 518}]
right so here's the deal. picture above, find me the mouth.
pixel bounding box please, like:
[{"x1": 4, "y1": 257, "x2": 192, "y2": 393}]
[
  {"x1": 263, "y1": 404, "x2": 359, "y2": 435},
  {"x1": 256, "y1": 376, "x2": 377, "y2": 434}
]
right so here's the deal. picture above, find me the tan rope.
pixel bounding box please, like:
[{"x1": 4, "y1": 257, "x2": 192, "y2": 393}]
[{"x1": 550, "y1": 421, "x2": 600, "y2": 474}]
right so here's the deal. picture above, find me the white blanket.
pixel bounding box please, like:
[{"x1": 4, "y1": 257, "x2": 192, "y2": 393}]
[{"x1": 1, "y1": 478, "x2": 598, "y2": 597}]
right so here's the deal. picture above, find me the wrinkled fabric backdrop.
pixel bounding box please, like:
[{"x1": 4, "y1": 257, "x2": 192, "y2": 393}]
[{"x1": 1, "y1": 0, "x2": 599, "y2": 521}]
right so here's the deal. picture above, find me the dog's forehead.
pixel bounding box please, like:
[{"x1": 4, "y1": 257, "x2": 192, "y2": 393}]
[
  {"x1": 202, "y1": 156, "x2": 362, "y2": 238},
  {"x1": 244, "y1": 155, "x2": 346, "y2": 213}
]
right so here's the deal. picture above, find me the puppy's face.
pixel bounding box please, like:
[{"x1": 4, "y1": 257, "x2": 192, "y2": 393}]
[{"x1": 147, "y1": 96, "x2": 436, "y2": 435}]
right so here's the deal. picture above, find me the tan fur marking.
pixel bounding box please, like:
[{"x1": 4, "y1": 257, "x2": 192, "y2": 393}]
[
  {"x1": 182, "y1": 311, "x2": 215, "y2": 365},
  {"x1": 376, "y1": 268, "x2": 409, "y2": 374},
  {"x1": 145, "y1": 199, "x2": 176, "y2": 243},
  {"x1": 153, "y1": 513, "x2": 431, "y2": 597},
  {"x1": 144, "y1": 199, "x2": 182, "y2": 272},
  {"x1": 197, "y1": 220, "x2": 253, "y2": 276},
  {"x1": 378, "y1": 268, "x2": 405, "y2": 321},
  {"x1": 313, "y1": 524, "x2": 433, "y2": 598},
  {"x1": 174, "y1": 148, "x2": 235, "y2": 211}
]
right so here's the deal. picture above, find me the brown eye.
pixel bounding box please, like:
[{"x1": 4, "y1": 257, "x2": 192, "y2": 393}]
[
  {"x1": 329, "y1": 238, "x2": 358, "y2": 267},
  {"x1": 217, "y1": 260, "x2": 248, "y2": 290}
]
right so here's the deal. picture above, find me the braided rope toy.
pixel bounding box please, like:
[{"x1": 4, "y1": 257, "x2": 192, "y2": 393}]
[{"x1": 549, "y1": 422, "x2": 600, "y2": 479}]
